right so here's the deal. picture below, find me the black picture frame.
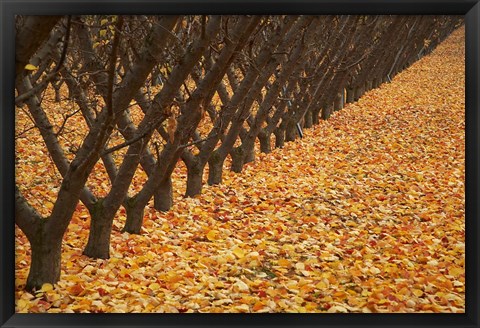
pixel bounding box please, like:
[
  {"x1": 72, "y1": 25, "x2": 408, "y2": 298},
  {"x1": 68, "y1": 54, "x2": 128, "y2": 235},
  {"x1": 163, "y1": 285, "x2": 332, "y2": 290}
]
[{"x1": 1, "y1": 1, "x2": 478, "y2": 327}]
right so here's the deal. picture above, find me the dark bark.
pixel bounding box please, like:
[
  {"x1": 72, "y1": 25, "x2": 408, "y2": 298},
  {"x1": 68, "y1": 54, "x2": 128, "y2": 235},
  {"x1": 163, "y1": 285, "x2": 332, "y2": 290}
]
[
  {"x1": 285, "y1": 119, "x2": 298, "y2": 142},
  {"x1": 258, "y1": 130, "x2": 272, "y2": 154},
  {"x1": 304, "y1": 110, "x2": 313, "y2": 129},
  {"x1": 230, "y1": 146, "x2": 244, "y2": 173},
  {"x1": 154, "y1": 176, "x2": 174, "y2": 212},
  {"x1": 207, "y1": 152, "x2": 224, "y2": 185},
  {"x1": 333, "y1": 92, "x2": 344, "y2": 111},
  {"x1": 346, "y1": 87, "x2": 355, "y2": 103},
  {"x1": 322, "y1": 104, "x2": 333, "y2": 120},
  {"x1": 26, "y1": 237, "x2": 62, "y2": 291},
  {"x1": 311, "y1": 106, "x2": 321, "y2": 125},
  {"x1": 83, "y1": 200, "x2": 113, "y2": 259},
  {"x1": 15, "y1": 16, "x2": 62, "y2": 76},
  {"x1": 274, "y1": 126, "x2": 286, "y2": 148},
  {"x1": 185, "y1": 160, "x2": 204, "y2": 197},
  {"x1": 123, "y1": 197, "x2": 146, "y2": 234}
]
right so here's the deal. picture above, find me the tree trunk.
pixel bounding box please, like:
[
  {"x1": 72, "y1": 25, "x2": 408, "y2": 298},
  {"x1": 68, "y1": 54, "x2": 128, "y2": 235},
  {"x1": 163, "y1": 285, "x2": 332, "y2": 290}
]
[
  {"x1": 230, "y1": 146, "x2": 244, "y2": 173},
  {"x1": 244, "y1": 142, "x2": 255, "y2": 164},
  {"x1": 122, "y1": 197, "x2": 145, "y2": 234},
  {"x1": 258, "y1": 130, "x2": 271, "y2": 154},
  {"x1": 322, "y1": 104, "x2": 332, "y2": 120},
  {"x1": 285, "y1": 120, "x2": 297, "y2": 142},
  {"x1": 304, "y1": 110, "x2": 313, "y2": 128},
  {"x1": 153, "y1": 176, "x2": 173, "y2": 212},
  {"x1": 333, "y1": 92, "x2": 344, "y2": 111},
  {"x1": 26, "y1": 238, "x2": 62, "y2": 292},
  {"x1": 185, "y1": 162, "x2": 204, "y2": 197},
  {"x1": 207, "y1": 152, "x2": 224, "y2": 185},
  {"x1": 365, "y1": 80, "x2": 373, "y2": 92},
  {"x1": 83, "y1": 201, "x2": 112, "y2": 259},
  {"x1": 354, "y1": 84, "x2": 364, "y2": 101},
  {"x1": 310, "y1": 107, "x2": 318, "y2": 125},
  {"x1": 274, "y1": 127, "x2": 285, "y2": 148},
  {"x1": 346, "y1": 87, "x2": 355, "y2": 103}
]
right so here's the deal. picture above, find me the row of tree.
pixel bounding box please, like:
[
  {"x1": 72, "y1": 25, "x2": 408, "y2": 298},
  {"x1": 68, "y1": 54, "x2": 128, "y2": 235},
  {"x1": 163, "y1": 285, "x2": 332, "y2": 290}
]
[{"x1": 15, "y1": 15, "x2": 462, "y2": 291}]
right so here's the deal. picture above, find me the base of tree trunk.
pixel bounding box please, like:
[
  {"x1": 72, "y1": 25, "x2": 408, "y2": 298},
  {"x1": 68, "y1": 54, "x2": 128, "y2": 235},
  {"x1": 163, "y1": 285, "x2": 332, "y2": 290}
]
[
  {"x1": 258, "y1": 131, "x2": 272, "y2": 154},
  {"x1": 333, "y1": 92, "x2": 344, "y2": 111},
  {"x1": 185, "y1": 165, "x2": 204, "y2": 197},
  {"x1": 354, "y1": 84, "x2": 364, "y2": 101},
  {"x1": 123, "y1": 198, "x2": 145, "y2": 234},
  {"x1": 285, "y1": 121, "x2": 297, "y2": 142},
  {"x1": 322, "y1": 105, "x2": 332, "y2": 120},
  {"x1": 26, "y1": 240, "x2": 62, "y2": 292},
  {"x1": 230, "y1": 147, "x2": 244, "y2": 173},
  {"x1": 207, "y1": 154, "x2": 223, "y2": 185},
  {"x1": 153, "y1": 176, "x2": 173, "y2": 212},
  {"x1": 83, "y1": 205, "x2": 112, "y2": 259},
  {"x1": 244, "y1": 144, "x2": 255, "y2": 164},
  {"x1": 311, "y1": 107, "x2": 321, "y2": 125},
  {"x1": 274, "y1": 128, "x2": 285, "y2": 148},
  {"x1": 346, "y1": 87, "x2": 355, "y2": 103}
]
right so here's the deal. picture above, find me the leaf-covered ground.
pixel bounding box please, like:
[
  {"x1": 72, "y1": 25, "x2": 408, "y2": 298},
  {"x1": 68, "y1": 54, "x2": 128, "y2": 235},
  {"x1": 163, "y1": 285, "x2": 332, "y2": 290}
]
[{"x1": 15, "y1": 27, "x2": 465, "y2": 313}]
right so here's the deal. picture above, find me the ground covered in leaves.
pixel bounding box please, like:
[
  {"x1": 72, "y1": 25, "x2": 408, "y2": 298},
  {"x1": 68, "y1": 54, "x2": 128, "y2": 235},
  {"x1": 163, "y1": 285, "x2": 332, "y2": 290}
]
[{"x1": 15, "y1": 27, "x2": 465, "y2": 313}]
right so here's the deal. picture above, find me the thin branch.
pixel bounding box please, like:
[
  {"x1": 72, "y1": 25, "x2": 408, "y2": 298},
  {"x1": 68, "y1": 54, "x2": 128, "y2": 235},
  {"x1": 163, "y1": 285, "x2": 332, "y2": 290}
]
[
  {"x1": 55, "y1": 108, "x2": 82, "y2": 137},
  {"x1": 106, "y1": 16, "x2": 124, "y2": 116},
  {"x1": 177, "y1": 133, "x2": 218, "y2": 150},
  {"x1": 101, "y1": 129, "x2": 150, "y2": 156},
  {"x1": 15, "y1": 16, "x2": 72, "y2": 105}
]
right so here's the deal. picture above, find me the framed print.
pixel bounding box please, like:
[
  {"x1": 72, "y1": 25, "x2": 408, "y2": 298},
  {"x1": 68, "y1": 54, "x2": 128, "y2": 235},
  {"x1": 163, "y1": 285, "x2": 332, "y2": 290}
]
[{"x1": 1, "y1": 0, "x2": 479, "y2": 327}]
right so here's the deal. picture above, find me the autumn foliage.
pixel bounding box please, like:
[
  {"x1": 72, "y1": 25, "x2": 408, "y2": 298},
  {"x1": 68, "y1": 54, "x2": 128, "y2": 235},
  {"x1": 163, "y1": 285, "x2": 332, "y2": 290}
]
[{"x1": 14, "y1": 16, "x2": 464, "y2": 313}]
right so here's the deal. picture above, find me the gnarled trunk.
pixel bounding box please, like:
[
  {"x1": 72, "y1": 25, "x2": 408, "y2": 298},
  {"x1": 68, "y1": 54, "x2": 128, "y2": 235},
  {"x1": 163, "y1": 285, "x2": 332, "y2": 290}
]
[
  {"x1": 26, "y1": 238, "x2": 62, "y2": 292},
  {"x1": 258, "y1": 130, "x2": 272, "y2": 154},
  {"x1": 244, "y1": 142, "x2": 255, "y2": 164},
  {"x1": 285, "y1": 120, "x2": 297, "y2": 142},
  {"x1": 122, "y1": 197, "x2": 145, "y2": 234},
  {"x1": 333, "y1": 92, "x2": 344, "y2": 111},
  {"x1": 153, "y1": 176, "x2": 173, "y2": 212},
  {"x1": 230, "y1": 146, "x2": 245, "y2": 173},
  {"x1": 322, "y1": 105, "x2": 333, "y2": 120},
  {"x1": 207, "y1": 152, "x2": 223, "y2": 185},
  {"x1": 304, "y1": 110, "x2": 313, "y2": 128},
  {"x1": 274, "y1": 127, "x2": 285, "y2": 148},
  {"x1": 185, "y1": 162, "x2": 204, "y2": 197},
  {"x1": 311, "y1": 107, "x2": 321, "y2": 125},
  {"x1": 346, "y1": 87, "x2": 355, "y2": 103},
  {"x1": 83, "y1": 200, "x2": 112, "y2": 259}
]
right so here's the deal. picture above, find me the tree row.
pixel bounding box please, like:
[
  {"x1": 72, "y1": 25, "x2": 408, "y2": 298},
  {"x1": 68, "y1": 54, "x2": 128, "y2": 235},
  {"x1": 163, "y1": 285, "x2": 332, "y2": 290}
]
[{"x1": 15, "y1": 15, "x2": 462, "y2": 291}]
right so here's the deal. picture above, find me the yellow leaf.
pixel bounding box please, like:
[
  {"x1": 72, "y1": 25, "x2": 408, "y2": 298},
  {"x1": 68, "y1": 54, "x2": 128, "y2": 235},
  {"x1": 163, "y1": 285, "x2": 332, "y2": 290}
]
[
  {"x1": 40, "y1": 283, "x2": 54, "y2": 292},
  {"x1": 149, "y1": 282, "x2": 160, "y2": 291},
  {"x1": 449, "y1": 267, "x2": 464, "y2": 277},
  {"x1": 277, "y1": 258, "x2": 291, "y2": 267},
  {"x1": 315, "y1": 281, "x2": 328, "y2": 289},
  {"x1": 16, "y1": 299, "x2": 28, "y2": 310},
  {"x1": 24, "y1": 64, "x2": 38, "y2": 71},
  {"x1": 206, "y1": 230, "x2": 218, "y2": 241},
  {"x1": 100, "y1": 18, "x2": 109, "y2": 25},
  {"x1": 99, "y1": 29, "x2": 107, "y2": 38},
  {"x1": 412, "y1": 289, "x2": 423, "y2": 297},
  {"x1": 232, "y1": 247, "x2": 246, "y2": 259}
]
